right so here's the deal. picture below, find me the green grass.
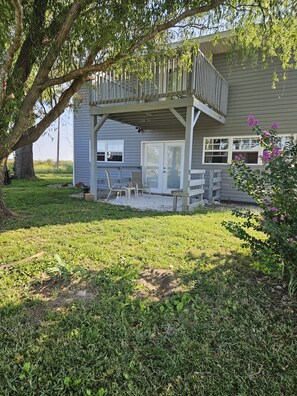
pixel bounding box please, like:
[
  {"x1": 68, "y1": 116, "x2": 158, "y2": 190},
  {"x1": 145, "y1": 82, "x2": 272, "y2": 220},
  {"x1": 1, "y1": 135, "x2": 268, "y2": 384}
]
[{"x1": 0, "y1": 175, "x2": 296, "y2": 395}]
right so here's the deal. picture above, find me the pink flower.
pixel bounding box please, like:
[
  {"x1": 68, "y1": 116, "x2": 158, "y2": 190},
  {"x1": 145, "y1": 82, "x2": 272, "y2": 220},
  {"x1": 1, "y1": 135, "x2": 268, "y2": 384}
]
[
  {"x1": 234, "y1": 154, "x2": 244, "y2": 161},
  {"x1": 270, "y1": 207, "x2": 278, "y2": 212},
  {"x1": 271, "y1": 122, "x2": 279, "y2": 130},
  {"x1": 247, "y1": 115, "x2": 259, "y2": 127},
  {"x1": 263, "y1": 130, "x2": 270, "y2": 137},
  {"x1": 280, "y1": 214, "x2": 285, "y2": 222},
  {"x1": 272, "y1": 146, "x2": 281, "y2": 157},
  {"x1": 260, "y1": 150, "x2": 272, "y2": 163},
  {"x1": 287, "y1": 238, "x2": 294, "y2": 243},
  {"x1": 248, "y1": 119, "x2": 259, "y2": 127},
  {"x1": 260, "y1": 146, "x2": 280, "y2": 163},
  {"x1": 272, "y1": 217, "x2": 278, "y2": 222}
]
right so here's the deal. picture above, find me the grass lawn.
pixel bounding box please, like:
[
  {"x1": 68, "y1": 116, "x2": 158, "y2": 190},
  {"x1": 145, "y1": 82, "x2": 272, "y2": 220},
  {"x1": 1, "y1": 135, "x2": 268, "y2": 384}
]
[{"x1": 0, "y1": 175, "x2": 296, "y2": 395}]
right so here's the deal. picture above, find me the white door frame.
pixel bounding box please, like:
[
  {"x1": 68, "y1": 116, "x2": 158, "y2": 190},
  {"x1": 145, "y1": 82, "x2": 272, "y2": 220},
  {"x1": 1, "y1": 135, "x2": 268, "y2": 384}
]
[{"x1": 141, "y1": 140, "x2": 185, "y2": 194}]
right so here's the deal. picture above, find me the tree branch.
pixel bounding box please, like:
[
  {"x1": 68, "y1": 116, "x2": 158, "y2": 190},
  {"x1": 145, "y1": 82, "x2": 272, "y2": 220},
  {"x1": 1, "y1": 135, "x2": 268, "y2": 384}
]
[
  {"x1": 7, "y1": 0, "x2": 228, "y2": 155},
  {"x1": 33, "y1": 0, "x2": 84, "y2": 86},
  {"x1": 39, "y1": 0, "x2": 227, "y2": 90},
  {"x1": 11, "y1": 49, "x2": 98, "y2": 151},
  {"x1": 11, "y1": 77, "x2": 85, "y2": 150},
  {"x1": 4, "y1": 0, "x2": 85, "y2": 156},
  {"x1": 0, "y1": 0, "x2": 23, "y2": 108},
  {"x1": 7, "y1": 0, "x2": 49, "y2": 96}
]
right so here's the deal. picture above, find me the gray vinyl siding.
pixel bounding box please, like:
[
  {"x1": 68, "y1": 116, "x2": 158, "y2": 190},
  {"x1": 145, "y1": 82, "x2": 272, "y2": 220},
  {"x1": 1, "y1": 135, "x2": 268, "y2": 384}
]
[
  {"x1": 73, "y1": 87, "x2": 91, "y2": 185},
  {"x1": 74, "y1": 53, "x2": 297, "y2": 202},
  {"x1": 191, "y1": 53, "x2": 297, "y2": 202},
  {"x1": 74, "y1": 86, "x2": 185, "y2": 186}
]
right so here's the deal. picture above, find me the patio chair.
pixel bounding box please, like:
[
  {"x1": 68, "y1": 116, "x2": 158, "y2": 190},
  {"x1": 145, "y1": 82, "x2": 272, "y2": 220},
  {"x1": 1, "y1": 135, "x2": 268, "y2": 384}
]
[
  {"x1": 131, "y1": 171, "x2": 151, "y2": 196},
  {"x1": 105, "y1": 169, "x2": 128, "y2": 200}
]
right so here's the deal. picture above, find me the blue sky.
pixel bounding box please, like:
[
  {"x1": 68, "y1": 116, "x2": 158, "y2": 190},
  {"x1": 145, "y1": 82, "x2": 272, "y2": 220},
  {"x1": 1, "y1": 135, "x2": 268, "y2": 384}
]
[{"x1": 33, "y1": 112, "x2": 73, "y2": 161}]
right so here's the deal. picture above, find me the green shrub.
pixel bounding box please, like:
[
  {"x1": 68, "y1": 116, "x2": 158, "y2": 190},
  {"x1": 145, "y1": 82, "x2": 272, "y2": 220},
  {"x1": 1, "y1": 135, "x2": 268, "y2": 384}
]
[{"x1": 224, "y1": 116, "x2": 297, "y2": 295}]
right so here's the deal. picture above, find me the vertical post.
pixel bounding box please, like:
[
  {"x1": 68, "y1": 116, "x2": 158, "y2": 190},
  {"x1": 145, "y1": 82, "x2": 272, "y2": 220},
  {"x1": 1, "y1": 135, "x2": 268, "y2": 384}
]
[
  {"x1": 182, "y1": 106, "x2": 194, "y2": 211},
  {"x1": 90, "y1": 115, "x2": 98, "y2": 200},
  {"x1": 89, "y1": 113, "x2": 109, "y2": 201},
  {"x1": 208, "y1": 169, "x2": 214, "y2": 202}
]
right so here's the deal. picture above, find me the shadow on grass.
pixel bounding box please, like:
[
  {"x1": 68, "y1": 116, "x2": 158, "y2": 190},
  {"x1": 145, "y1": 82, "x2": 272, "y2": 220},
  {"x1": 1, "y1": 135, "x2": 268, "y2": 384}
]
[
  {"x1": 2, "y1": 183, "x2": 176, "y2": 232},
  {"x1": 1, "y1": 180, "x2": 247, "y2": 233},
  {"x1": 1, "y1": 252, "x2": 296, "y2": 396}
]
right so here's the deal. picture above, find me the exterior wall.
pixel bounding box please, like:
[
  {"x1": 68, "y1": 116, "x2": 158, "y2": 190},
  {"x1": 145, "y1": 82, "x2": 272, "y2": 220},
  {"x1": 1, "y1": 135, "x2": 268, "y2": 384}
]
[
  {"x1": 73, "y1": 87, "x2": 91, "y2": 185},
  {"x1": 192, "y1": 53, "x2": 297, "y2": 202},
  {"x1": 74, "y1": 54, "x2": 297, "y2": 202},
  {"x1": 74, "y1": 86, "x2": 184, "y2": 186}
]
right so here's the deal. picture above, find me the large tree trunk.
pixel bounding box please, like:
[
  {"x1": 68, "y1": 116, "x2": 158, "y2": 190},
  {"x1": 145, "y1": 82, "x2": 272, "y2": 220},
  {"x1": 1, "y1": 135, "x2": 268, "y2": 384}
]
[
  {"x1": 0, "y1": 159, "x2": 15, "y2": 219},
  {"x1": 14, "y1": 143, "x2": 36, "y2": 179}
]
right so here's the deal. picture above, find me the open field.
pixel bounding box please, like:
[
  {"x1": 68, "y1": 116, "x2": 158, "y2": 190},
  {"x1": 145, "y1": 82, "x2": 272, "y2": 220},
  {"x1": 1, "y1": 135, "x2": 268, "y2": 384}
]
[
  {"x1": 0, "y1": 175, "x2": 296, "y2": 395},
  {"x1": 6, "y1": 159, "x2": 73, "y2": 175}
]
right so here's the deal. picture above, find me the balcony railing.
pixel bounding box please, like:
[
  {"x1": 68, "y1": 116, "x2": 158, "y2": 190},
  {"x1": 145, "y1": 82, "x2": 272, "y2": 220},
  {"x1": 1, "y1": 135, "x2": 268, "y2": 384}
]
[{"x1": 90, "y1": 50, "x2": 229, "y2": 116}]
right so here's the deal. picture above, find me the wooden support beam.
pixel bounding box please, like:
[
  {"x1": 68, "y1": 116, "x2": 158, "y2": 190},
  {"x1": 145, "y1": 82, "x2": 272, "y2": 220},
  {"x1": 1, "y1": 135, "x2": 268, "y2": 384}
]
[
  {"x1": 90, "y1": 97, "x2": 195, "y2": 115},
  {"x1": 169, "y1": 108, "x2": 186, "y2": 127},
  {"x1": 182, "y1": 106, "x2": 194, "y2": 211},
  {"x1": 94, "y1": 114, "x2": 109, "y2": 133},
  {"x1": 181, "y1": 107, "x2": 202, "y2": 211},
  {"x1": 193, "y1": 97, "x2": 225, "y2": 124},
  {"x1": 90, "y1": 114, "x2": 109, "y2": 199},
  {"x1": 193, "y1": 110, "x2": 201, "y2": 126}
]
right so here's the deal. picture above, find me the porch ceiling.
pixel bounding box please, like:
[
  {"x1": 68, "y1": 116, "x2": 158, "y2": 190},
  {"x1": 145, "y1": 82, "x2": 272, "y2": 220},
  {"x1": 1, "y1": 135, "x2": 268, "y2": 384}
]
[
  {"x1": 104, "y1": 107, "x2": 188, "y2": 130},
  {"x1": 90, "y1": 96, "x2": 225, "y2": 128}
]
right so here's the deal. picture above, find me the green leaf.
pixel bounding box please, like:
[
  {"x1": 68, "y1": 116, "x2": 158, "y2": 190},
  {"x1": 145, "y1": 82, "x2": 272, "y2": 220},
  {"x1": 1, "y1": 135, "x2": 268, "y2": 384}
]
[{"x1": 64, "y1": 377, "x2": 71, "y2": 386}]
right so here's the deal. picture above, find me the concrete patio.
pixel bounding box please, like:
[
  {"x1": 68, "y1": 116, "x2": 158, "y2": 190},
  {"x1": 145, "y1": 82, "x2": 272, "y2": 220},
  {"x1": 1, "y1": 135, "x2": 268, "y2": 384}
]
[{"x1": 100, "y1": 193, "x2": 184, "y2": 212}]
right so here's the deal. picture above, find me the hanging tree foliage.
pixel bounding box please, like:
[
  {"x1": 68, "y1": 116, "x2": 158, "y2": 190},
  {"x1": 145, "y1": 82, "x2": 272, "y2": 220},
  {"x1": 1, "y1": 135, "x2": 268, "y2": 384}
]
[{"x1": 0, "y1": 0, "x2": 296, "y2": 216}]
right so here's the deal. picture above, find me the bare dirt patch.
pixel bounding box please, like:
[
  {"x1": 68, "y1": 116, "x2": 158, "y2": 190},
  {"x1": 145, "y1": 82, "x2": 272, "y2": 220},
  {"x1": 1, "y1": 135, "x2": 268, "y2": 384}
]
[
  {"x1": 25, "y1": 276, "x2": 97, "y2": 325},
  {"x1": 32, "y1": 276, "x2": 96, "y2": 305},
  {"x1": 136, "y1": 268, "x2": 186, "y2": 301}
]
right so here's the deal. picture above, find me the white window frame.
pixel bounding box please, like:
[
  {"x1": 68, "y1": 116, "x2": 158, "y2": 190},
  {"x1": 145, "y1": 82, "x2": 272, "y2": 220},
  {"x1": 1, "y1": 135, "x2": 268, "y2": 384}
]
[
  {"x1": 203, "y1": 137, "x2": 229, "y2": 164},
  {"x1": 89, "y1": 140, "x2": 124, "y2": 163},
  {"x1": 202, "y1": 134, "x2": 296, "y2": 165}
]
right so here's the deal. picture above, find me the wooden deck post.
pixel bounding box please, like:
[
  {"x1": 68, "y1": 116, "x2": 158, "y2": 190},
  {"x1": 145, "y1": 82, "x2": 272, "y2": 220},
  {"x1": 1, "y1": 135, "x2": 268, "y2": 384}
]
[
  {"x1": 208, "y1": 169, "x2": 214, "y2": 202},
  {"x1": 182, "y1": 106, "x2": 201, "y2": 211},
  {"x1": 182, "y1": 106, "x2": 194, "y2": 211},
  {"x1": 90, "y1": 116, "x2": 98, "y2": 199},
  {"x1": 90, "y1": 114, "x2": 109, "y2": 200}
]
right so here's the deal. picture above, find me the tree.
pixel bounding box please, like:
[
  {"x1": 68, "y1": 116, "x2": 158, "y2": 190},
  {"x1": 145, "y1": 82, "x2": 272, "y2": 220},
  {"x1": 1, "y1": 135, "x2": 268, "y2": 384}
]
[
  {"x1": 14, "y1": 143, "x2": 35, "y2": 179},
  {"x1": 0, "y1": 0, "x2": 296, "y2": 217}
]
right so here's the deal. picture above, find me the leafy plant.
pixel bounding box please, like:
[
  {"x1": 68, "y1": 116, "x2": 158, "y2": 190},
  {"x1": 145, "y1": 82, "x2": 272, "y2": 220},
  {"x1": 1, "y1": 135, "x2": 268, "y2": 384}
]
[{"x1": 224, "y1": 116, "x2": 297, "y2": 295}]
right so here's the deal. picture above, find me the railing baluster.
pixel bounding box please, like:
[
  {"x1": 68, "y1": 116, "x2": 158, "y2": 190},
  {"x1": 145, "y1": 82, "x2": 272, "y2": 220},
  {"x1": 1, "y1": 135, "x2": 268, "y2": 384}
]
[{"x1": 91, "y1": 49, "x2": 228, "y2": 115}]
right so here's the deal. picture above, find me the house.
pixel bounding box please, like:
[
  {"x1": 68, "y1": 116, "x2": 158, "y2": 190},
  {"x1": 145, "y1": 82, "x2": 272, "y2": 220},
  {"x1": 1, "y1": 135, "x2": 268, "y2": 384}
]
[{"x1": 73, "y1": 32, "x2": 297, "y2": 210}]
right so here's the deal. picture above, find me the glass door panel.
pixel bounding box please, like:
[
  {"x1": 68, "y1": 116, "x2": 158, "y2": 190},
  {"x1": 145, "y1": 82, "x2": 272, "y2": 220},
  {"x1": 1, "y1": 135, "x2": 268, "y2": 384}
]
[
  {"x1": 143, "y1": 142, "x2": 184, "y2": 194},
  {"x1": 163, "y1": 143, "x2": 184, "y2": 193},
  {"x1": 143, "y1": 143, "x2": 163, "y2": 193}
]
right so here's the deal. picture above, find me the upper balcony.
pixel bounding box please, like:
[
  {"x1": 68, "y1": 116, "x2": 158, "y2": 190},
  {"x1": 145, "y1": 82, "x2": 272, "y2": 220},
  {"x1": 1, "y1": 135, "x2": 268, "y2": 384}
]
[{"x1": 90, "y1": 50, "x2": 229, "y2": 117}]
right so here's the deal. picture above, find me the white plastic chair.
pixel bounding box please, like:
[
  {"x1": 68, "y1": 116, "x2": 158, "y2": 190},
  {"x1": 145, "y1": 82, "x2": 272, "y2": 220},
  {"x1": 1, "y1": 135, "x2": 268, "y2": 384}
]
[
  {"x1": 131, "y1": 171, "x2": 151, "y2": 196},
  {"x1": 105, "y1": 169, "x2": 129, "y2": 200}
]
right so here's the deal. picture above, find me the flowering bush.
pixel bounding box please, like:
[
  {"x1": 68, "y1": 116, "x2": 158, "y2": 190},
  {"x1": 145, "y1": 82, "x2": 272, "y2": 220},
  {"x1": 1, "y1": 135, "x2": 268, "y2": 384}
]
[{"x1": 223, "y1": 116, "x2": 297, "y2": 295}]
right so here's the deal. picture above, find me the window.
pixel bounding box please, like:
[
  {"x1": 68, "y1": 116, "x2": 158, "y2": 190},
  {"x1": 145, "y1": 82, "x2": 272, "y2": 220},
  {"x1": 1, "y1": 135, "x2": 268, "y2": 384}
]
[
  {"x1": 97, "y1": 140, "x2": 124, "y2": 162},
  {"x1": 203, "y1": 135, "x2": 296, "y2": 165},
  {"x1": 276, "y1": 135, "x2": 295, "y2": 151},
  {"x1": 231, "y1": 137, "x2": 260, "y2": 164},
  {"x1": 204, "y1": 138, "x2": 229, "y2": 164}
]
